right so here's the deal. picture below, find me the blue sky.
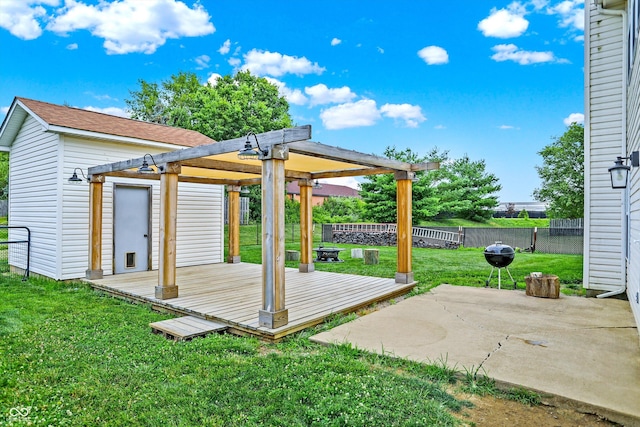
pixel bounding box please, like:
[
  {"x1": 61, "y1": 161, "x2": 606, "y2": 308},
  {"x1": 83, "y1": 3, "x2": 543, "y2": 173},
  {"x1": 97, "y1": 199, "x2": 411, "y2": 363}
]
[{"x1": 0, "y1": 0, "x2": 585, "y2": 203}]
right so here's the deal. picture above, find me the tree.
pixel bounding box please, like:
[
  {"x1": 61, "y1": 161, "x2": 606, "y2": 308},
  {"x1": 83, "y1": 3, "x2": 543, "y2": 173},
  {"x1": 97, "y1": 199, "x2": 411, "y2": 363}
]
[
  {"x1": 435, "y1": 155, "x2": 501, "y2": 221},
  {"x1": 359, "y1": 147, "x2": 446, "y2": 223},
  {"x1": 0, "y1": 152, "x2": 8, "y2": 199},
  {"x1": 127, "y1": 70, "x2": 293, "y2": 221},
  {"x1": 313, "y1": 197, "x2": 366, "y2": 223},
  {"x1": 533, "y1": 123, "x2": 584, "y2": 219}
]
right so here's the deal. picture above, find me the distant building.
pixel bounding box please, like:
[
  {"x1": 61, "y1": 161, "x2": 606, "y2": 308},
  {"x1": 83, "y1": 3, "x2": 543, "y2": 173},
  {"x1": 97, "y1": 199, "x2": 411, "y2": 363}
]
[
  {"x1": 493, "y1": 202, "x2": 548, "y2": 218},
  {"x1": 286, "y1": 181, "x2": 360, "y2": 206}
]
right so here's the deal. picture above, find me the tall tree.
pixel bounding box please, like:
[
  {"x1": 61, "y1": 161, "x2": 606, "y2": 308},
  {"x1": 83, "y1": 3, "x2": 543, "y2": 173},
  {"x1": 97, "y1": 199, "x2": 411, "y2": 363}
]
[
  {"x1": 533, "y1": 123, "x2": 584, "y2": 219},
  {"x1": 436, "y1": 155, "x2": 501, "y2": 221},
  {"x1": 126, "y1": 70, "x2": 293, "y2": 221},
  {"x1": 359, "y1": 147, "x2": 446, "y2": 223},
  {"x1": 126, "y1": 70, "x2": 292, "y2": 141}
]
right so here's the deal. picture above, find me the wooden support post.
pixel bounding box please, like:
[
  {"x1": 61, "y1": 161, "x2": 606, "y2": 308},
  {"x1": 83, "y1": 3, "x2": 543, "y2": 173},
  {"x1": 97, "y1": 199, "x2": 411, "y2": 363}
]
[
  {"x1": 86, "y1": 175, "x2": 105, "y2": 279},
  {"x1": 395, "y1": 171, "x2": 414, "y2": 284},
  {"x1": 259, "y1": 146, "x2": 289, "y2": 329},
  {"x1": 298, "y1": 179, "x2": 315, "y2": 273},
  {"x1": 226, "y1": 185, "x2": 241, "y2": 263},
  {"x1": 156, "y1": 163, "x2": 180, "y2": 300}
]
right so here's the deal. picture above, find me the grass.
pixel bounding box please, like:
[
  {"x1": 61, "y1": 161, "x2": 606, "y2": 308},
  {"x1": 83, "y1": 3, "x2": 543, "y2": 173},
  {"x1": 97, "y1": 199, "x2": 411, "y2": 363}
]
[
  {"x1": 0, "y1": 276, "x2": 482, "y2": 426},
  {"x1": 236, "y1": 243, "x2": 583, "y2": 296}
]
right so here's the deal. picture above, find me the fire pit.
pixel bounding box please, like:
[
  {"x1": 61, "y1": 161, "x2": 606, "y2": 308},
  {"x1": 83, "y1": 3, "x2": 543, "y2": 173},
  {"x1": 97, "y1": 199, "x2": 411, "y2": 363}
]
[{"x1": 484, "y1": 241, "x2": 516, "y2": 289}]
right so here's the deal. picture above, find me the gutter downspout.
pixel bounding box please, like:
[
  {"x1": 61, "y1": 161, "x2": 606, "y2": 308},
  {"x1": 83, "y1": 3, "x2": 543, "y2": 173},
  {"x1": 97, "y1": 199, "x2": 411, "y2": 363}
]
[{"x1": 595, "y1": 0, "x2": 628, "y2": 299}]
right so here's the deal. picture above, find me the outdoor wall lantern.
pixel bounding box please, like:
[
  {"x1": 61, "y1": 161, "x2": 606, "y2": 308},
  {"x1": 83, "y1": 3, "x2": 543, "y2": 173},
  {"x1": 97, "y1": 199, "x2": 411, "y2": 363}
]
[
  {"x1": 138, "y1": 154, "x2": 159, "y2": 173},
  {"x1": 609, "y1": 151, "x2": 640, "y2": 189},
  {"x1": 68, "y1": 168, "x2": 87, "y2": 184},
  {"x1": 237, "y1": 132, "x2": 268, "y2": 160},
  {"x1": 313, "y1": 179, "x2": 322, "y2": 189}
]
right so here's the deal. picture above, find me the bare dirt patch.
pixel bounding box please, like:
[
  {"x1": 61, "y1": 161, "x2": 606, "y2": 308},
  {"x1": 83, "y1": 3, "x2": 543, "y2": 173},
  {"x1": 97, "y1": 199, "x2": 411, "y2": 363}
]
[{"x1": 456, "y1": 394, "x2": 618, "y2": 427}]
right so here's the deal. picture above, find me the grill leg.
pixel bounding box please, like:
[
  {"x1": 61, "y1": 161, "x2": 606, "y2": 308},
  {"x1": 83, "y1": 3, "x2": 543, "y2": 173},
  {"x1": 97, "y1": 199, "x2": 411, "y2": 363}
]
[
  {"x1": 505, "y1": 267, "x2": 517, "y2": 289},
  {"x1": 485, "y1": 267, "x2": 495, "y2": 287}
]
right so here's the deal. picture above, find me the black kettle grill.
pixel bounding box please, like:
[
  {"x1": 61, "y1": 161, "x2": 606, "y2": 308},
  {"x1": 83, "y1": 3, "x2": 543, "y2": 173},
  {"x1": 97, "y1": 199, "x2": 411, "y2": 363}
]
[{"x1": 484, "y1": 241, "x2": 516, "y2": 289}]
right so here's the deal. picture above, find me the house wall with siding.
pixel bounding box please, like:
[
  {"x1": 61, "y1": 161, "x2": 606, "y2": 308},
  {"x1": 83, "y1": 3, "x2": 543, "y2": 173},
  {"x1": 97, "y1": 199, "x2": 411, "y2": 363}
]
[
  {"x1": 60, "y1": 136, "x2": 224, "y2": 280},
  {"x1": 8, "y1": 115, "x2": 61, "y2": 278},
  {"x1": 585, "y1": 2, "x2": 627, "y2": 291},
  {"x1": 626, "y1": 0, "x2": 640, "y2": 328}
]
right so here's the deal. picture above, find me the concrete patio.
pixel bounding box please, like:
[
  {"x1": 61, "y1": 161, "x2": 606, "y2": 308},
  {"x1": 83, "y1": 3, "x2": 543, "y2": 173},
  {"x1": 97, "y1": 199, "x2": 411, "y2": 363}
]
[{"x1": 311, "y1": 284, "x2": 640, "y2": 425}]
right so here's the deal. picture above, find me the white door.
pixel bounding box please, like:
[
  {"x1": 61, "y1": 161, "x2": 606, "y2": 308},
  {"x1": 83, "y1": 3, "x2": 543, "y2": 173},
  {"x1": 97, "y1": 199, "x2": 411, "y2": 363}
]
[{"x1": 114, "y1": 185, "x2": 150, "y2": 274}]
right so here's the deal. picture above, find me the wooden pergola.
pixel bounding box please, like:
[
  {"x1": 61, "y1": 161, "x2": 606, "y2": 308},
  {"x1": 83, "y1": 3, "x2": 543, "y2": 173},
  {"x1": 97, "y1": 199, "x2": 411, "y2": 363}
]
[{"x1": 87, "y1": 126, "x2": 438, "y2": 329}]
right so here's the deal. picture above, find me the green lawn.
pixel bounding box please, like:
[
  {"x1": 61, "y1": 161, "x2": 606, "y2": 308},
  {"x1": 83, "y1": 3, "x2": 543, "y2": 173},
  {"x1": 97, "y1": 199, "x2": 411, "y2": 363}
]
[
  {"x1": 0, "y1": 276, "x2": 507, "y2": 426},
  {"x1": 236, "y1": 243, "x2": 583, "y2": 296},
  {"x1": 0, "y1": 219, "x2": 579, "y2": 425}
]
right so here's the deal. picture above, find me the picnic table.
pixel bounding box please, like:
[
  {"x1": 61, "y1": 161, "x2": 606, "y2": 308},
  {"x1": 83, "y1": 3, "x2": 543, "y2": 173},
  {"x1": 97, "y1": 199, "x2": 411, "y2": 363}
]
[{"x1": 313, "y1": 247, "x2": 344, "y2": 262}]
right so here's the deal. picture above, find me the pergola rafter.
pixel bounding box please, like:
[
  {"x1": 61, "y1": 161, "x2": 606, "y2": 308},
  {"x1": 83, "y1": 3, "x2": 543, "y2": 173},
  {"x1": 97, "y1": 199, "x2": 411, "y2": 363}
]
[{"x1": 86, "y1": 125, "x2": 438, "y2": 329}]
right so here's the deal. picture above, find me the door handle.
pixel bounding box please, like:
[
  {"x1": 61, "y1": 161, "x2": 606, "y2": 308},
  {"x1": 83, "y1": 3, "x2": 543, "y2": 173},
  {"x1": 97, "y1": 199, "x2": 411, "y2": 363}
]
[{"x1": 143, "y1": 234, "x2": 148, "y2": 238}]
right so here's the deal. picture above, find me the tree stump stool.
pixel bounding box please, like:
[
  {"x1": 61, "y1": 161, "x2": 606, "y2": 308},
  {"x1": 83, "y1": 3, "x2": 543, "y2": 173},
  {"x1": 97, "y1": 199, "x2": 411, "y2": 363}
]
[
  {"x1": 285, "y1": 250, "x2": 300, "y2": 261},
  {"x1": 364, "y1": 249, "x2": 379, "y2": 265},
  {"x1": 351, "y1": 248, "x2": 363, "y2": 258},
  {"x1": 525, "y1": 274, "x2": 560, "y2": 298}
]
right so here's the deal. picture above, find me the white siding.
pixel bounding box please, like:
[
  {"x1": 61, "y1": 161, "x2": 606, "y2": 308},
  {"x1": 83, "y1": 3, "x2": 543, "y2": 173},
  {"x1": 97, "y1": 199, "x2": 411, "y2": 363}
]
[
  {"x1": 8, "y1": 116, "x2": 61, "y2": 278},
  {"x1": 585, "y1": 3, "x2": 627, "y2": 291},
  {"x1": 60, "y1": 136, "x2": 224, "y2": 280},
  {"x1": 626, "y1": 2, "x2": 640, "y2": 328}
]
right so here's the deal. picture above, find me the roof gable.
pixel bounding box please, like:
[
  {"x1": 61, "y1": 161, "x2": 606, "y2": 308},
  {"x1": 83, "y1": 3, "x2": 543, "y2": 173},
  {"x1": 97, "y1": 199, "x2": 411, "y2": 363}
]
[{"x1": 0, "y1": 97, "x2": 215, "y2": 148}]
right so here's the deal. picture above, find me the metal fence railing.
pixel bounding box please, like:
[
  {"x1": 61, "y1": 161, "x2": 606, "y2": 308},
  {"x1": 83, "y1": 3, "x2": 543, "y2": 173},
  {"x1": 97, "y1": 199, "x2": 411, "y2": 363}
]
[{"x1": 0, "y1": 226, "x2": 31, "y2": 281}]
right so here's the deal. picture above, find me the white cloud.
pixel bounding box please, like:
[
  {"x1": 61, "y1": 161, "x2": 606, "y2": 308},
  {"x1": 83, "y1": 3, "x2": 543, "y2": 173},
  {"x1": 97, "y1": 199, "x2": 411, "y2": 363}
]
[
  {"x1": 194, "y1": 54, "x2": 210, "y2": 69},
  {"x1": 1, "y1": 106, "x2": 9, "y2": 116},
  {"x1": 241, "y1": 49, "x2": 325, "y2": 77},
  {"x1": 206, "y1": 73, "x2": 222, "y2": 86},
  {"x1": 380, "y1": 103, "x2": 426, "y2": 128},
  {"x1": 320, "y1": 99, "x2": 381, "y2": 130},
  {"x1": 66, "y1": 42, "x2": 78, "y2": 50},
  {"x1": 83, "y1": 105, "x2": 129, "y2": 118},
  {"x1": 218, "y1": 39, "x2": 231, "y2": 55},
  {"x1": 46, "y1": 0, "x2": 215, "y2": 55},
  {"x1": 264, "y1": 77, "x2": 308, "y2": 105},
  {"x1": 331, "y1": 37, "x2": 341, "y2": 46},
  {"x1": 547, "y1": 0, "x2": 584, "y2": 31},
  {"x1": 228, "y1": 57, "x2": 241, "y2": 67},
  {"x1": 499, "y1": 124, "x2": 516, "y2": 129},
  {"x1": 490, "y1": 44, "x2": 557, "y2": 64},
  {"x1": 417, "y1": 45, "x2": 449, "y2": 65},
  {"x1": 563, "y1": 112, "x2": 584, "y2": 125},
  {"x1": 377, "y1": 46, "x2": 384, "y2": 54},
  {"x1": 478, "y1": 6, "x2": 529, "y2": 38},
  {"x1": 0, "y1": 0, "x2": 56, "y2": 40},
  {"x1": 434, "y1": 124, "x2": 446, "y2": 130},
  {"x1": 304, "y1": 84, "x2": 356, "y2": 106}
]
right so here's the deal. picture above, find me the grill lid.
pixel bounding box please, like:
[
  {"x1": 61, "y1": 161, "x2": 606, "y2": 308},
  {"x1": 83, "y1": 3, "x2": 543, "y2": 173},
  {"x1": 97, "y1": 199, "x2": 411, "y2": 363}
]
[{"x1": 483, "y1": 241, "x2": 515, "y2": 268}]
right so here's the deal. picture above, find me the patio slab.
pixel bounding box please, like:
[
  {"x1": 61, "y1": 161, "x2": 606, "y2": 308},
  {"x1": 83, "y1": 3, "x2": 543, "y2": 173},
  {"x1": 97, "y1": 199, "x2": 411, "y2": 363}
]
[{"x1": 310, "y1": 284, "x2": 640, "y2": 425}]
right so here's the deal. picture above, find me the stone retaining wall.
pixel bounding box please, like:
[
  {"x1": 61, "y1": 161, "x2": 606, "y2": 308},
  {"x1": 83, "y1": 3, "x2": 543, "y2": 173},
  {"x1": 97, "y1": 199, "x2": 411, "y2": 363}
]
[{"x1": 332, "y1": 231, "x2": 459, "y2": 249}]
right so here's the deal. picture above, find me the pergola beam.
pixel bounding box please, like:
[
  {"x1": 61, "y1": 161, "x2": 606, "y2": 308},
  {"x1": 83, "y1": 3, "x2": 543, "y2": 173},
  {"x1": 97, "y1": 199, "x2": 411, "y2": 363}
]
[
  {"x1": 288, "y1": 141, "x2": 417, "y2": 171},
  {"x1": 88, "y1": 126, "x2": 312, "y2": 176}
]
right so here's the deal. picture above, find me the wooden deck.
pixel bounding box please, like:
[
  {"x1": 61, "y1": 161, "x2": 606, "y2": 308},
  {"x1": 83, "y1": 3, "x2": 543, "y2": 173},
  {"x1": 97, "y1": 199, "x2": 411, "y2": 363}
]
[{"x1": 86, "y1": 263, "x2": 416, "y2": 341}]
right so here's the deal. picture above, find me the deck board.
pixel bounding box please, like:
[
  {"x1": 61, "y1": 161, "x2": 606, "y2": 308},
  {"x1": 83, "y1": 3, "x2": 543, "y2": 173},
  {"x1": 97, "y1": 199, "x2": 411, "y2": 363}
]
[{"x1": 87, "y1": 262, "x2": 415, "y2": 341}]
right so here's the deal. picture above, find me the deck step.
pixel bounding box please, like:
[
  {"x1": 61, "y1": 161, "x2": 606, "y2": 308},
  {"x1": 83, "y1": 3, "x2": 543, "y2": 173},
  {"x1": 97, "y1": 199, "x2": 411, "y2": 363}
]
[{"x1": 150, "y1": 316, "x2": 227, "y2": 341}]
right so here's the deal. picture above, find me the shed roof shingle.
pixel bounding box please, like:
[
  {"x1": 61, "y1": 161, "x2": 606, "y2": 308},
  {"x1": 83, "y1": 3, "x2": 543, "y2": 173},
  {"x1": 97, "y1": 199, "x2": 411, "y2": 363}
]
[{"x1": 17, "y1": 97, "x2": 215, "y2": 147}]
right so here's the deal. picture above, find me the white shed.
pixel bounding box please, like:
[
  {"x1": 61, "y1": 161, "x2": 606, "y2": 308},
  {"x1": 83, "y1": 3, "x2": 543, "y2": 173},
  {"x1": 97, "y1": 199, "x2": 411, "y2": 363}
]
[
  {"x1": 0, "y1": 97, "x2": 225, "y2": 280},
  {"x1": 585, "y1": 0, "x2": 640, "y2": 331}
]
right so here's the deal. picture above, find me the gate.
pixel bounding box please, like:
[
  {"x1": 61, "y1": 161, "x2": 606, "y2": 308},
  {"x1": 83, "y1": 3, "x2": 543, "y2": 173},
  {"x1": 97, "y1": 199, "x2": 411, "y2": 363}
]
[{"x1": 0, "y1": 226, "x2": 30, "y2": 281}]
